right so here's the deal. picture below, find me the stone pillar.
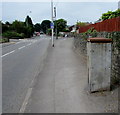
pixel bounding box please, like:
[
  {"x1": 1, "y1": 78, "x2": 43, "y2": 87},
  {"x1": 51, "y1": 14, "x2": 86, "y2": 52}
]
[{"x1": 87, "y1": 38, "x2": 112, "y2": 92}]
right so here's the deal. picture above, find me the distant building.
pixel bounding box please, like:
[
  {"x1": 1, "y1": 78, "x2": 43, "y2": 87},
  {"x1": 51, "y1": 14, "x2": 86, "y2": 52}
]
[
  {"x1": 118, "y1": 1, "x2": 120, "y2": 9},
  {"x1": 94, "y1": 19, "x2": 102, "y2": 23}
]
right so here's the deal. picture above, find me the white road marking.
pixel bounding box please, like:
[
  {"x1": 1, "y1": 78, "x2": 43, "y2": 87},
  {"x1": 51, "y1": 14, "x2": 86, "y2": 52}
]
[
  {"x1": 18, "y1": 46, "x2": 26, "y2": 50},
  {"x1": 2, "y1": 39, "x2": 45, "y2": 58},
  {"x1": 16, "y1": 42, "x2": 21, "y2": 44},
  {"x1": 1, "y1": 50, "x2": 15, "y2": 58},
  {"x1": 26, "y1": 43, "x2": 32, "y2": 46},
  {"x1": 19, "y1": 88, "x2": 33, "y2": 113}
]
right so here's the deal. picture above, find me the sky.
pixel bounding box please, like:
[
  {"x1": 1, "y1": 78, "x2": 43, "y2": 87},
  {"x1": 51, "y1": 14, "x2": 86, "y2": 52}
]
[{"x1": 1, "y1": 1, "x2": 119, "y2": 25}]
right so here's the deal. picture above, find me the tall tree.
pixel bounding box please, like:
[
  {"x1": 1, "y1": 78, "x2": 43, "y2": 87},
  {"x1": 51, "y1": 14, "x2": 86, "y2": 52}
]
[
  {"x1": 41, "y1": 20, "x2": 51, "y2": 34},
  {"x1": 12, "y1": 20, "x2": 25, "y2": 33},
  {"x1": 54, "y1": 19, "x2": 67, "y2": 33},
  {"x1": 25, "y1": 15, "x2": 34, "y2": 37},
  {"x1": 34, "y1": 23, "x2": 41, "y2": 32},
  {"x1": 25, "y1": 15, "x2": 33, "y2": 27},
  {"x1": 2, "y1": 21, "x2": 11, "y2": 33}
]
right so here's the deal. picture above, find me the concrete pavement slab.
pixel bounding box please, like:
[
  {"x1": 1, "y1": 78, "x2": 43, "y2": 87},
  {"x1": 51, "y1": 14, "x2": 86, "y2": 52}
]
[{"x1": 25, "y1": 37, "x2": 118, "y2": 113}]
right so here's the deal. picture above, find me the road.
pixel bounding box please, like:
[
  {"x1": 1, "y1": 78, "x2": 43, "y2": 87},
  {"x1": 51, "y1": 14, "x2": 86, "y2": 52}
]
[{"x1": 2, "y1": 35, "x2": 51, "y2": 113}]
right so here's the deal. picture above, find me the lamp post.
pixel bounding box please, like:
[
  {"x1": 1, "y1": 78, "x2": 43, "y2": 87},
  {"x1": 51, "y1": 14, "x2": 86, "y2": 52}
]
[
  {"x1": 51, "y1": 0, "x2": 54, "y2": 47},
  {"x1": 54, "y1": 7, "x2": 58, "y2": 39}
]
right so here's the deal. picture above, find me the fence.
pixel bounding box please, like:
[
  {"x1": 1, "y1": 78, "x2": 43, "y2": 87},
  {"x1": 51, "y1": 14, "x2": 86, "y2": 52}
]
[{"x1": 79, "y1": 16, "x2": 120, "y2": 33}]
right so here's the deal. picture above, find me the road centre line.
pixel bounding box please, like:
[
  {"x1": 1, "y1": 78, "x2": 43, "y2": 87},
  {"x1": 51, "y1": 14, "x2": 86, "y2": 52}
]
[
  {"x1": 18, "y1": 46, "x2": 26, "y2": 50},
  {"x1": 26, "y1": 43, "x2": 32, "y2": 46},
  {"x1": 1, "y1": 50, "x2": 15, "y2": 58},
  {"x1": 1, "y1": 43, "x2": 32, "y2": 58},
  {"x1": 2, "y1": 40, "x2": 41, "y2": 58}
]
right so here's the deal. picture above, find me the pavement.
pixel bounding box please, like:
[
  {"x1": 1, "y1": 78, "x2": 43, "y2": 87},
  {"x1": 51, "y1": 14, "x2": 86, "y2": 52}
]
[{"x1": 24, "y1": 37, "x2": 118, "y2": 113}]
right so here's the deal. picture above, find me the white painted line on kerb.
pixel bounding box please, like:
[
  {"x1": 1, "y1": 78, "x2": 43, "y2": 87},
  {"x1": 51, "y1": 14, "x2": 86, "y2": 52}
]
[
  {"x1": 1, "y1": 50, "x2": 15, "y2": 58},
  {"x1": 18, "y1": 46, "x2": 26, "y2": 50}
]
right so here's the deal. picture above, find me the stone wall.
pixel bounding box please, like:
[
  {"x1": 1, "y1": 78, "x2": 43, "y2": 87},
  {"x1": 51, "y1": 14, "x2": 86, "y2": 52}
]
[
  {"x1": 74, "y1": 32, "x2": 120, "y2": 86},
  {"x1": 110, "y1": 32, "x2": 120, "y2": 85},
  {"x1": 73, "y1": 34, "x2": 87, "y2": 56}
]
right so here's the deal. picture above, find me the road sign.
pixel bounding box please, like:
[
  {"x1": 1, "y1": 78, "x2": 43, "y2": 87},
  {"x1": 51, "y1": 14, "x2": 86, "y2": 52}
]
[{"x1": 50, "y1": 23, "x2": 54, "y2": 29}]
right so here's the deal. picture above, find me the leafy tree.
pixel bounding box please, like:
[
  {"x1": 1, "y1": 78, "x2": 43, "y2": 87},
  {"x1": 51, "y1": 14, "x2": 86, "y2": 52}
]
[
  {"x1": 2, "y1": 21, "x2": 11, "y2": 33},
  {"x1": 12, "y1": 20, "x2": 25, "y2": 33},
  {"x1": 47, "y1": 28, "x2": 52, "y2": 35},
  {"x1": 25, "y1": 15, "x2": 33, "y2": 27},
  {"x1": 41, "y1": 20, "x2": 51, "y2": 34},
  {"x1": 101, "y1": 9, "x2": 120, "y2": 21},
  {"x1": 0, "y1": 21, "x2": 2, "y2": 34},
  {"x1": 25, "y1": 15, "x2": 34, "y2": 37},
  {"x1": 76, "y1": 22, "x2": 88, "y2": 27},
  {"x1": 54, "y1": 19, "x2": 67, "y2": 33},
  {"x1": 34, "y1": 23, "x2": 41, "y2": 32},
  {"x1": 5, "y1": 21, "x2": 11, "y2": 26},
  {"x1": 101, "y1": 11, "x2": 113, "y2": 21}
]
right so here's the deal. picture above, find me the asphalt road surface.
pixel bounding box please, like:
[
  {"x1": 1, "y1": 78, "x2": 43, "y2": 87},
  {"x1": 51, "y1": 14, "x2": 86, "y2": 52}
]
[{"x1": 2, "y1": 35, "x2": 51, "y2": 113}]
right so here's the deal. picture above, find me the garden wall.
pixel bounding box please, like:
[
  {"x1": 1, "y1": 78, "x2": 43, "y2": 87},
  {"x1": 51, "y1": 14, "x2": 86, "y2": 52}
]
[
  {"x1": 79, "y1": 17, "x2": 120, "y2": 33},
  {"x1": 74, "y1": 32, "x2": 120, "y2": 86}
]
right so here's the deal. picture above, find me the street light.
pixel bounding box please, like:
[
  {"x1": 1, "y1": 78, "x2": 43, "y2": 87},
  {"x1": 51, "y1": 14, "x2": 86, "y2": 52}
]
[{"x1": 51, "y1": 0, "x2": 54, "y2": 47}]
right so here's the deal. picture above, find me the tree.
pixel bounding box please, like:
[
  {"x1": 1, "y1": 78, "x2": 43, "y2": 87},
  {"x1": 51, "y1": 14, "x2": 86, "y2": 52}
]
[
  {"x1": 25, "y1": 15, "x2": 34, "y2": 37},
  {"x1": 101, "y1": 11, "x2": 113, "y2": 21},
  {"x1": 0, "y1": 21, "x2": 2, "y2": 34},
  {"x1": 11, "y1": 20, "x2": 34, "y2": 38},
  {"x1": 34, "y1": 23, "x2": 41, "y2": 32},
  {"x1": 101, "y1": 9, "x2": 120, "y2": 21},
  {"x1": 54, "y1": 19, "x2": 67, "y2": 33},
  {"x1": 25, "y1": 15, "x2": 33, "y2": 27},
  {"x1": 2, "y1": 21, "x2": 11, "y2": 33},
  {"x1": 12, "y1": 20, "x2": 25, "y2": 33},
  {"x1": 41, "y1": 20, "x2": 51, "y2": 34},
  {"x1": 76, "y1": 22, "x2": 88, "y2": 27}
]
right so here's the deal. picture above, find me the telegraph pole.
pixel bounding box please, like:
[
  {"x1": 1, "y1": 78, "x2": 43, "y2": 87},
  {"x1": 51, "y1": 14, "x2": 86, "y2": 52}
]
[
  {"x1": 54, "y1": 7, "x2": 58, "y2": 39},
  {"x1": 51, "y1": 0, "x2": 54, "y2": 47}
]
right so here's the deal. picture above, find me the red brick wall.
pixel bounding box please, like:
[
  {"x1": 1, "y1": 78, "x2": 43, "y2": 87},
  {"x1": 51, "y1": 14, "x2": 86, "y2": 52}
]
[{"x1": 79, "y1": 16, "x2": 120, "y2": 33}]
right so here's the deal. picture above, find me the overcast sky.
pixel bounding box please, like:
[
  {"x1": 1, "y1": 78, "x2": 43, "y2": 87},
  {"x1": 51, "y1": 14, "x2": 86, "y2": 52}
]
[{"x1": 1, "y1": 2, "x2": 119, "y2": 25}]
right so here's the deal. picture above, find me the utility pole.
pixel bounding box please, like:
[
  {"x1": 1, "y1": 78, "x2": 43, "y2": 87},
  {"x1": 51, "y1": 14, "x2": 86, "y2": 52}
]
[
  {"x1": 51, "y1": 0, "x2": 54, "y2": 47},
  {"x1": 54, "y1": 7, "x2": 58, "y2": 39}
]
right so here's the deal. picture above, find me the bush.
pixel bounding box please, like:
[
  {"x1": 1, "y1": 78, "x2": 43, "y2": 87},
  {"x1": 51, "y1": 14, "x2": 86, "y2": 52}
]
[
  {"x1": 101, "y1": 9, "x2": 120, "y2": 21},
  {"x1": 0, "y1": 38, "x2": 9, "y2": 43},
  {"x1": 80, "y1": 28, "x2": 98, "y2": 39},
  {"x1": 2, "y1": 31, "x2": 24, "y2": 39}
]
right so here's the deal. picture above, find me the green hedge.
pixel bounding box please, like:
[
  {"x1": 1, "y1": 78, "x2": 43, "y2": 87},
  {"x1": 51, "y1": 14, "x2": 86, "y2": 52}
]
[
  {"x1": 0, "y1": 38, "x2": 9, "y2": 43},
  {"x1": 2, "y1": 31, "x2": 24, "y2": 39}
]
